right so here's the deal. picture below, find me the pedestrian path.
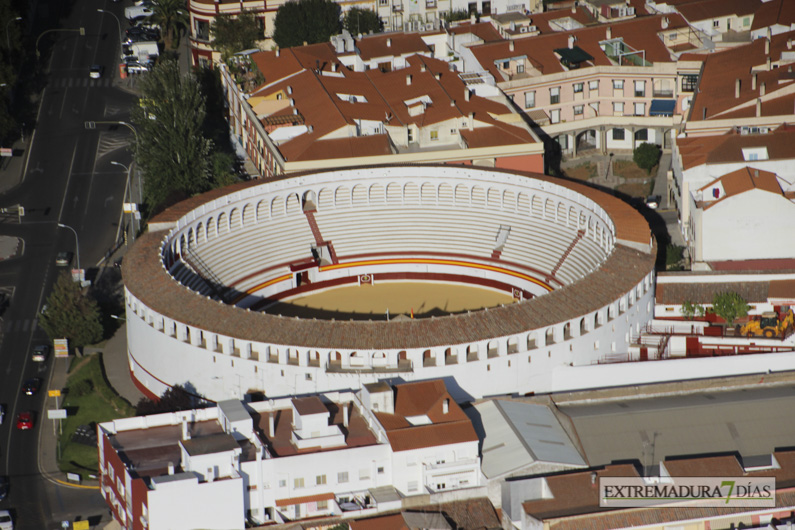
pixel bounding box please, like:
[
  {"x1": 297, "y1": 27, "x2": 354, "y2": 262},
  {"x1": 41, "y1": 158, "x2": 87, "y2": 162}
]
[
  {"x1": 2, "y1": 318, "x2": 37, "y2": 333},
  {"x1": 48, "y1": 77, "x2": 115, "y2": 89}
]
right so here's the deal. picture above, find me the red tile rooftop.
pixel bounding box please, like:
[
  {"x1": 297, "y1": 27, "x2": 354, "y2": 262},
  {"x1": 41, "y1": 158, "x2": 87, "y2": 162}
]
[
  {"x1": 293, "y1": 396, "x2": 329, "y2": 416},
  {"x1": 708, "y1": 258, "x2": 795, "y2": 271}
]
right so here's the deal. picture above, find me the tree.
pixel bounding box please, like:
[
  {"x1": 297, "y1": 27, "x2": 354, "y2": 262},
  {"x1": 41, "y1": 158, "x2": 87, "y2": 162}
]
[
  {"x1": 147, "y1": 0, "x2": 189, "y2": 50},
  {"x1": 136, "y1": 384, "x2": 203, "y2": 415},
  {"x1": 680, "y1": 300, "x2": 705, "y2": 320},
  {"x1": 342, "y1": 8, "x2": 382, "y2": 35},
  {"x1": 712, "y1": 292, "x2": 749, "y2": 325},
  {"x1": 633, "y1": 142, "x2": 661, "y2": 175},
  {"x1": 444, "y1": 9, "x2": 471, "y2": 22},
  {"x1": 272, "y1": 0, "x2": 341, "y2": 49},
  {"x1": 132, "y1": 59, "x2": 213, "y2": 214},
  {"x1": 211, "y1": 11, "x2": 263, "y2": 60},
  {"x1": 39, "y1": 272, "x2": 103, "y2": 349}
]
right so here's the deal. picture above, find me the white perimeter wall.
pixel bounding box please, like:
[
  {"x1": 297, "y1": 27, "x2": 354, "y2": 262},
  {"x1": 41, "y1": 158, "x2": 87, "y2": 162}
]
[{"x1": 148, "y1": 474, "x2": 245, "y2": 530}]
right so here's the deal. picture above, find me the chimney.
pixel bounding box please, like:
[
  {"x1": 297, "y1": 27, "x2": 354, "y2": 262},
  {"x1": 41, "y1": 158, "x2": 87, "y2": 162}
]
[
  {"x1": 468, "y1": 112, "x2": 474, "y2": 130},
  {"x1": 275, "y1": 48, "x2": 280, "y2": 57},
  {"x1": 571, "y1": 5, "x2": 576, "y2": 13},
  {"x1": 662, "y1": 17, "x2": 669, "y2": 30},
  {"x1": 735, "y1": 78, "x2": 741, "y2": 98},
  {"x1": 450, "y1": 99, "x2": 456, "y2": 106},
  {"x1": 465, "y1": 89, "x2": 470, "y2": 101},
  {"x1": 181, "y1": 416, "x2": 191, "y2": 440},
  {"x1": 332, "y1": 63, "x2": 337, "y2": 72},
  {"x1": 406, "y1": 74, "x2": 412, "y2": 85},
  {"x1": 290, "y1": 98, "x2": 295, "y2": 106},
  {"x1": 343, "y1": 404, "x2": 349, "y2": 427},
  {"x1": 591, "y1": 471, "x2": 597, "y2": 485},
  {"x1": 268, "y1": 413, "x2": 275, "y2": 437},
  {"x1": 765, "y1": 38, "x2": 770, "y2": 56},
  {"x1": 470, "y1": 13, "x2": 476, "y2": 24},
  {"x1": 568, "y1": 35, "x2": 575, "y2": 49},
  {"x1": 420, "y1": 62, "x2": 426, "y2": 72},
  {"x1": 761, "y1": 82, "x2": 766, "y2": 96},
  {"x1": 436, "y1": 72, "x2": 442, "y2": 80},
  {"x1": 606, "y1": 26, "x2": 612, "y2": 40},
  {"x1": 752, "y1": 73, "x2": 757, "y2": 90},
  {"x1": 443, "y1": 398, "x2": 449, "y2": 414},
  {"x1": 287, "y1": 86, "x2": 293, "y2": 95},
  {"x1": 767, "y1": 57, "x2": 772, "y2": 71},
  {"x1": 387, "y1": 37, "x2": 392, "y2": 47},
  {"x1": 789, "y1": 39, "x2": 793, "y2": 50},
  {"x1": 702, "y1": 107, "x2": 707, "y2": 120},
  {"x1": 754, "y1": 169, "x2": 759, "y2": 178},
  {"x1": 509, "y1": 40, "x2": 515, "y2": 52},
  {"x1": 168, "y1": 462, "x2": 175, "y2": 475},
  {"x1": 756, "y1": 98, "x2": 762, "y2": 117}
]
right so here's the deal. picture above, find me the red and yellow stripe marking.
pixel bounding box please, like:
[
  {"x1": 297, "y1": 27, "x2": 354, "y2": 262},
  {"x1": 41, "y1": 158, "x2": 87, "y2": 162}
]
[{"x1": 232, "y1": 273, "x2": 292, "y2": 304}]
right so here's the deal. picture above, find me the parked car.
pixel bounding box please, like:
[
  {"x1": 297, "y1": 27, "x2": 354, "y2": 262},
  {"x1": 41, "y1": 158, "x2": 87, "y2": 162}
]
[
  {"x1": 31, "y1": 345, "x2": 49, "y2": 362},
  {"x1": 0, "y1": 476, "x2": 8, "y2": 501},
  {"x1": 126, "y1": 60, "x2": 152, "y2": 74},
  {"x1": 55, "y1": 251, "x2": 72, "y2": 267},
  {"x1": 0, "y1": 509, "x2": 11, "y2": 530},
  {"x1": 89, "y1": 64, "x2": 103, "y2": 79},
  {"x1": 22, "y1": 378, "x2": 41, "y2": 396},
  {"x1": 15, "y1": 412, "x2": 33, "y2": 430},
  {"x1": 645, "y1": 195, "x2": 661, "y2": 209}
]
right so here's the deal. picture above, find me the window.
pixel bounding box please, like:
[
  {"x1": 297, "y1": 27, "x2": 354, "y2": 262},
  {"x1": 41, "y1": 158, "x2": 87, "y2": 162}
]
[
  {"x1": 338, "y1": 471, "x2": 349, "y2": 483},
  {"x1": 613, "y1": 101, "x2": 624, "y2": 114},
  {"x1": 380, "y1": 0, "x2": 388, "y2": 5},
  {"x1": 634, "y1": 102, "x2": 645, "y2": 116},
  {"x1": 550, "y1": 87, "x2": 560, "y2": 104},
  {"x1": 550, "y1": 109, "x2": 560, "y2": 124},
  {"x1": 634, "y1": 80, "x2": 645, "y2": 97},
  {"x1": 524, "y1": 91, "x2": 535, "y2": 108},
  {"x1": 408, "y1": 481, "x2": 419, "y2": 492},
  {"x1": 279, "y1": 479, "x2": 287, "y2": 487},
  {"x1": 668, "y1": 32, "x2": 677, "y2": 41},
  {"x1": 743, "y1": 16, "x2": 750, "y2": 26},
  {"x1": 712, "y1": 20, "x2": 719, "y2": 27},
  {"x1": 317, "y1": 500, "x2": 329, "y2": 510},
  {"x1": 377, "y1": 466, "x2": 385, "y2": 474},
  {"x1": 316, "y1": 474, "x2": 327, "y2": 485},
  {"x1": 681, "y1": 74, "x2": 698, "y2": 92},
  {"x1": 588, "y1": 80, "x2": 598, "y2": 91},
  {"x1": 574, "y1": 105, "x2": 584, "y2": 116},
  {"x1": 635, "y1": 129, "x2": 648, "y2": 141},
  {"x1": 516, "y1": 63, "x2": 524, "y2": 74},
  {"x1": 613, "y1": 79, "x2": 624, "y2": 90},
  {"x1": 430, "y1": 129, "x2": 439, "y2": 141},
  {"x1": 359, "y1": 468, "x2": 370, "y2": 480},
  {"x1": 612, "y1": 128, "x2": 625, "y2": 140},
  {"x1": 573, "y1": 82, "x2": 583, "y2": 93},
  {"x1": 502, "y1": 61, "x2": 509, "y2": 70},
  {"x1": 407, "y1": 127, "x2": 414, "y2": 143},
  {"x1": 294, "y1": 478, "x2": 305, "y2": 489}
]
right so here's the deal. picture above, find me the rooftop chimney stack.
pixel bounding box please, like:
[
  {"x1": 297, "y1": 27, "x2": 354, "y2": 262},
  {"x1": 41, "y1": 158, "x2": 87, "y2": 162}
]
[
  {"x1": 735, "y1": 78, "x2": 741, "y2": 98},
  {"x1": 752, "y1": 73, "x2": 757, "y2": 90},
  {"x1": 468, "y1": 112, "x2": 474, "y2": 130},
  {"x1": 768, "y1": 57, "x2": 772, "y2": 71},
  {"x1": 181, "y1": 416, "x2": 191, "y2": 441},
  {"x1": 343, "y1": 404, "x2": 349, "y2": 427},
  {"x1": 387, "y1": 38, "x2": 392, "y2": 47},
  {"x1": 168, "y1": 462, "x2": 175, "y2": 475},
  {"x1": 406, "y1": 74, "x2": 412, "y2": 85},
  {"x1": 606, "y1": 26, "x2": 612, "y2": 40},
  {"x1": 662, "y1": 17, "x2": 669, "y2": 29},
  {"x1": 756, "y1": 98, "x2": 762, "y2": 117},
  {"x1": 761, "y1": 82, "x2": 766, "y2": 96},
  {"x1": 509, "y1": 40, "x2": 515, "y2": 52},
  {"x1": 268, "y1": 413, "x2": 275, "y2": 437},
  {"x1": 420, "y1": 63, "x2": 426, "y2": 72},
  {"x1": 276, "y1": 48, "x2": 280, "y2": 57},
  {"x1": 765, "y1": 38, "x2": 770, "y2": 56},
  {"x1": 465, "y1": 89, "x2": 470, "y2": 101},
  {"x1": 571, "y1": 5, "x2": 576, "y2": 13},
  {"x1": 568, "y1": 35, "x2": 575, "y2": 49}
]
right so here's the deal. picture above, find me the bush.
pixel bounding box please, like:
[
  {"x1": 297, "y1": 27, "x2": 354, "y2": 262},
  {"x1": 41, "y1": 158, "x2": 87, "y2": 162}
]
[
  {"x1": 69, "y1": 378, "x2": 94, "y2": 397},
  {"x1": 633, "y1": 142, "x2": 661, "y2": 175},
  {"x1": 712, "y1": 292, "x2": 749, "y2": 325}
]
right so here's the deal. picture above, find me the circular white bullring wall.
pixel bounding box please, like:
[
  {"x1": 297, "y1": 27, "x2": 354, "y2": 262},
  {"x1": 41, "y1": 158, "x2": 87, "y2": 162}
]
[{"x1": 123, "y1": 165, "x2": 656, "y2": 402}]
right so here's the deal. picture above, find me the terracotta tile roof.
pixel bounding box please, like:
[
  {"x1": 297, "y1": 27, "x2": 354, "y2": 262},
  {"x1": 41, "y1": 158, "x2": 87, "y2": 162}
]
[
  {"x1": 708, "y1": 258, "x2": 795, "y2": 271},
  {"x1": 751, "y1": 0, "x2": 795, "y2": 31},
  {"x1": 355, "y1": 32, "x2": 431, "y2": 60},
  {"x1": 414, "y1": 497, "x2": 501, "y2": 529},
  {"x1": 688, "y1": 29, "x2": 795, "y2": 122},
  {"x1": 124, "y1": 168, "x2": 655, "y2": 351},
  {"x1": 662, "y1": 454, "x2": 744, "y2": 477},
  {"x1": 655, "y1": 278, "x2": 771, "y2": 305},
  {"x1": 383, "y1": 420, "x2": 478, "y2": 452},
  {"x1": 470, "y1": 14, "x2": 686, "y2": 80},
  {"x1": 275, "y1": 492, "x2": 335, "y2": 507},
  {"x1": 677, "y1": 125, "x2": 795, "y2": 169},
  {"x1": 250, "y1": 43, "x2": 341, "y2": 88},
  {"x1": 697, "y1": 167, "x2": 784, "y2": 209},
  {"x1": 293, "y1": 396, "x2": 328, "y2": 415},
  {"x1": 498, "y1": 6, "x2": 596, "y2": 35},
  {"x1": 769, "y1": 279, "x2": 795, "y2": 300},
  {"x1": 675, "y1": 0, "x2": 760, "y2": 23},
  {"x1": 448, "y1": 21, "x2": 505, "y2": 43},
  {"x1": 349, "y1": 513, "x2": 408, "y2": 530}
]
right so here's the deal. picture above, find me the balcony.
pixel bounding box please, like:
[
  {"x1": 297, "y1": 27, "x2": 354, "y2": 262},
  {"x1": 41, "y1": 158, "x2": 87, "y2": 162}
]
[
  {"x1": 392, "y1": 4, "x2": 403, "y2": 12},
  {"x1": 426, "y1": 0, "x2": 437, "y2": 7}
]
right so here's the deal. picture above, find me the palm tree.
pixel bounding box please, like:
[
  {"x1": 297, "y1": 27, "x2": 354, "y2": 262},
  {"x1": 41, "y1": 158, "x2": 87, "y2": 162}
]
[{"x1": 148, "y1": 0, "x2": 189, "y2": 51}]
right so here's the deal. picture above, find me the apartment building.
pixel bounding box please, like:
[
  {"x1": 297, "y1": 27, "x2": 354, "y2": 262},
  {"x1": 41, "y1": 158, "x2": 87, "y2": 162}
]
[
  {"x1": 187, "y1": 0, "x2": 272, "y2": 67},
  {"x1": 465, "y1": 14, "x2": 701, "y2": 158},
  {"x1": 221, "y1": 35, "x2": 542, "y2": 178},
  {"x1": 98, "y1": 380, "x2": 480, "y2": 529}
]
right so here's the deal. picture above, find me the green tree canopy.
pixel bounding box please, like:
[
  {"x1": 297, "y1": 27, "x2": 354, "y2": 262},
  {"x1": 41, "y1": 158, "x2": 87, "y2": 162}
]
[
  {"x1": 136, "y1": 384, "x2": 204, "y2": 415},
  {"x1": 444, "y1": 9, "x2": 471, "y2": 22},
  {"x1": 40, "y1": 272, "x2": 103, "y2": 349},
  {"x1": 211, "y1": 11, "x2": 263, "y2": 59},
  {"x1": 342, "y1": 8, "x2": 382, "y2": 35},
  {"x1": 148, "y1": 0, "x2": 189, "y2": 50},
  {"x1": 680, "y1": 300, "x2": 705, "y2": 320},
  {"x1": 132, "y1": 59, "x2": 213, "y2": 214},
  {"x1": 272, "y1": 0, "x2": 341, "y2": 49},
  {"x1": 633, "y1": 142, "x2": 662, "y2": 175},
  {"x1": 712, "y1": 292, "x2": 749, "y2": 325}
]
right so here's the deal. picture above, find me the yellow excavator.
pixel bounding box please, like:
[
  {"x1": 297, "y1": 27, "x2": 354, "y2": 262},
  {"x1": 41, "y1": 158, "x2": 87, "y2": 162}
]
[{"x1": 738, "y1": 310, "x2": 794, "y2": 338}]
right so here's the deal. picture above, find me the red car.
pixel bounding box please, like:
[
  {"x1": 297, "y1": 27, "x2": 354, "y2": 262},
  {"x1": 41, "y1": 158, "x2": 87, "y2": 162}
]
[{"x1": 16, "y1": 412, "x2": 33, "y2": 430}]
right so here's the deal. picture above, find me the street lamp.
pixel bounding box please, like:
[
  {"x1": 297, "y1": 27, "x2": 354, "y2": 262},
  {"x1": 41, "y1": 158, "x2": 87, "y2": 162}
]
[
  {"x1": 56, "y1": 223, "x2": 80, "y2": 270},
  {"x1": 36, "y1": 27, "x2": 85, "y2": 59},
  {"x1": 5, "y1": 16, "x2": 21, "y2": 51},
  {"x1": 111, "y1": 160, "x2": 137, "y2": 242},
  {"x1": 97, "y1": 9, "x2": 122, "y2": 45}
]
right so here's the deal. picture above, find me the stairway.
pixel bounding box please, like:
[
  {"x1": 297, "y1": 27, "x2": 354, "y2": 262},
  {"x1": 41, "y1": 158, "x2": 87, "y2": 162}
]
[
  {"x1": 304, "y1": 209, "x2": 338, "y2": 264},
  {"x1": 549, "y1": 229, "x2": 585, "y2": 279}
]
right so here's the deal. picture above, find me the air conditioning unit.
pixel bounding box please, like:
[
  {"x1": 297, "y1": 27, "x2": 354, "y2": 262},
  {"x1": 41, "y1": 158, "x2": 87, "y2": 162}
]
[
  {"x1": 627, "y1": 7, "x2": 635, "y2": 15},
  {"x1": 425, "y1": 23, "x2": 434, "y2": 30},
  {"x1": 519, "y1": 26, "x2": 528, "y2": 33},
  {"x1": 528, "y1": 25, "x2": 537, "y2": 31}
]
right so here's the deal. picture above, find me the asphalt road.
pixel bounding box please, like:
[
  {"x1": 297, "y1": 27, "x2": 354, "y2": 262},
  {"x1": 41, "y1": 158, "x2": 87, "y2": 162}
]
[{"x1": 0, "y1": 1, "x2": 138, "y2": 527}]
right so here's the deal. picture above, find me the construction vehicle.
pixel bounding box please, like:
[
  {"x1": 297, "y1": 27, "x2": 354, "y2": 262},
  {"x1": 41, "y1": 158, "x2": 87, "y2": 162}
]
[{"x1": 737, "y1": 310, "x2": 794, "y2": 338}]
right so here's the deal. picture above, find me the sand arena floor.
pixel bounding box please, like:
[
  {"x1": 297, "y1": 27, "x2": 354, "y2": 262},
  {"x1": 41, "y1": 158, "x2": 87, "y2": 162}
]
[{"x1": 266, "y1": 281, "x2": 516, "y2": 320}]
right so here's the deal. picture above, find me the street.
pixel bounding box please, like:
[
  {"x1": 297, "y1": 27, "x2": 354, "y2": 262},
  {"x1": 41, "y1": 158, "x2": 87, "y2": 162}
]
[{"x1": 0, "y1": 0, "x2": 139, "y2": 527}]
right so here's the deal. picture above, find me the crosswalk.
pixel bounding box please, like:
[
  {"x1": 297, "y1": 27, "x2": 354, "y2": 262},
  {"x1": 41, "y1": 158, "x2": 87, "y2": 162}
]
[
  {"x1": 49, "y1": 77, "x2": 114, "y2": 89},
  {"x1": 2, "y1": 318, "x2": 37, "y2": 333}
]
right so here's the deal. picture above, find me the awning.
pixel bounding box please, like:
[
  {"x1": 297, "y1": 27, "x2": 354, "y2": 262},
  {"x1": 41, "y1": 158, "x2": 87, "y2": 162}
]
[{"x1": 649, "y1": 99, "x2": 676, "y2": 116}]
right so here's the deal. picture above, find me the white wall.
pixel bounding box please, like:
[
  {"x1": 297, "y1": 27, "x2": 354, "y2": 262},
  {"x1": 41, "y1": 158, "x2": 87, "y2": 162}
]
[{"x1": 148, "y1": 473, "x2": 245, "y2": 530}]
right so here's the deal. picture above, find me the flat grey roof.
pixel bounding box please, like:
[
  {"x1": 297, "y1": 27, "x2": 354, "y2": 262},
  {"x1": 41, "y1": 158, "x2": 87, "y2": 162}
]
[
  {"x1": 218, "y1": 399, "x2": 250, "y2": 423},
  {"x1": 559, "y1": 385, "x2": 795, "y2": 467}
]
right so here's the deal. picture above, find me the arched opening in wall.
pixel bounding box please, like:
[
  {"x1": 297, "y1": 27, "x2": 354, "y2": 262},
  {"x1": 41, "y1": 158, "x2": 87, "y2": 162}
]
[
  {"x1": 579, "y1": 212, "x2": 587, "y2": 231},
  {"x1": 196, "y1": 222, "x2": 205, "y2": 244},
  {"x1": 317, "y1": 188, "x2": 333, "y2": 211},
  {"x1": 507, "y1": 336, "x2": 519, "y2": 354},
  {"x1": 579, "y1": 318, "x2": 587, "y2": 335},
  {"x1": 271, "y1": 196, "x2": 285, "y2": 218},
  {"x1": 267, "y1": 346, "x2": 278, "y2": 363},
  {"x1": 445, "y1": 347, "x2": 457, "y2": 365},
  {"x1": 563, "y1": 322, "x2": 572, "y2": 340},
  {"x1": 386, "y1": 182, "x2": 402, "y2": 204},
  {"x1": 557, "y1": 203, "x2": 567, "y2": 226},
  {"x1": 256, "y1": 200, "x2": 268, "y2": 222},
  {"x1": 437, "y1": 182, "x2": 453, "y2": 205},
  {"x1": 619, "y1": 297, "x2": 627, "y2": 315},
  {"x1": 398, "y1": 350, "x2": 408, "y2": 369},
  {"x1": 608, "y1": 304, "x2": 616, "y2": 321},
  {"x1": 335, "y1": 186, "x2": 351, "y2": 208},
  {"x1": 568, "y1": 206, "x2": 578, "y2": 228},
  {"x1": 351, "y1": 184, "x2": 367, "y2": 207},
  {"x1": 187, "y1": 229, "x2": 194, "y2": 251},
  {"x1": 466, "y1": 344, "x2": 478, "y2": 362},
  {"x1": 370, "y1": 182, "x2": 386, "y2": 204},
  {"x1": 285, "y1": 193, "x2": 302, "y2": 215},
  {"x1": 576, "y1": 129, "x2": 598, "y2": 152},
  {"x1": 373, "y1": 352, "x2": 387, "y2": 367},
  {"x1": 422, "y1": 182, "x2": 438, "y2": 204},
  {"x1": 206, "y1": 217, "x2": 216, "y2": 240},
  {"x1": 179, "y1": 234, "x2": 187, "y2": 257},
  {"x1": 454, "y1": 183, "x2": 469, "y2": 204},
  {"x1": 531, "y1": 195, "x2": 543, "y2": 217},
  {"x1": 329, "y1": 351, "x2": 342, "y2": 369},
  {"x1": 287, "y1": 348, "x2": 299, "y2": 366},
  {"x1": 217, "y1": 211, "x2": 228, "y2": 235},
  {"x1": 302, "y1": 190, "x2": 317, "y2": 211},
  {"x1": 471, "y1": 185, "x2": 486, "y2": 207},
  {"x1": 527, "y1": 332, "x2": 537, "y2": 350},
  {"x1": 487, "y1": 340, "x2": 499, "y2": 358},
  {"x1": 517, "y1": 192, "x2": 530, "y2": 213},
  {"x1": 595, "y1": 312, "x2": 602, "y2": 329},
  {"x1": 545, "y1": 327, "x2": 555, "y2": 345},
  {"x1": 242, "y1": 204, "x2": 254, "y2": 227},
  {"x1": 423, "y1": 349, "x2": 435, "y2": 367},
  {"x1": 308, "y1": 350, "x2": 320, "y2": 367},
  {"x1": 503, "y1": 189, "x2": 516, "y2": 211},
  {"x1": 230, "y1": 208, "x2": 242, "y2": 231},
  {"x1": 350, "y1": 351, "x2": 364, "y2": 367},
  {"x1": 404, "y1": 182, "x2": 419, "y2": 204},
  {"x1": 545, "y1": 198, "x2": 555, "y2": 221},
  {"x1": 487, "y1": 187, "x2": 501, "y2": 209}
]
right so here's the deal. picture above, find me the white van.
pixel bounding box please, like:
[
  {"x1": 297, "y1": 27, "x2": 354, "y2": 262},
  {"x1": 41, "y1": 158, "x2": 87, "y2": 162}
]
[{"x1": 124, "y1": 5, "x2": 153, "y2": 22}]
